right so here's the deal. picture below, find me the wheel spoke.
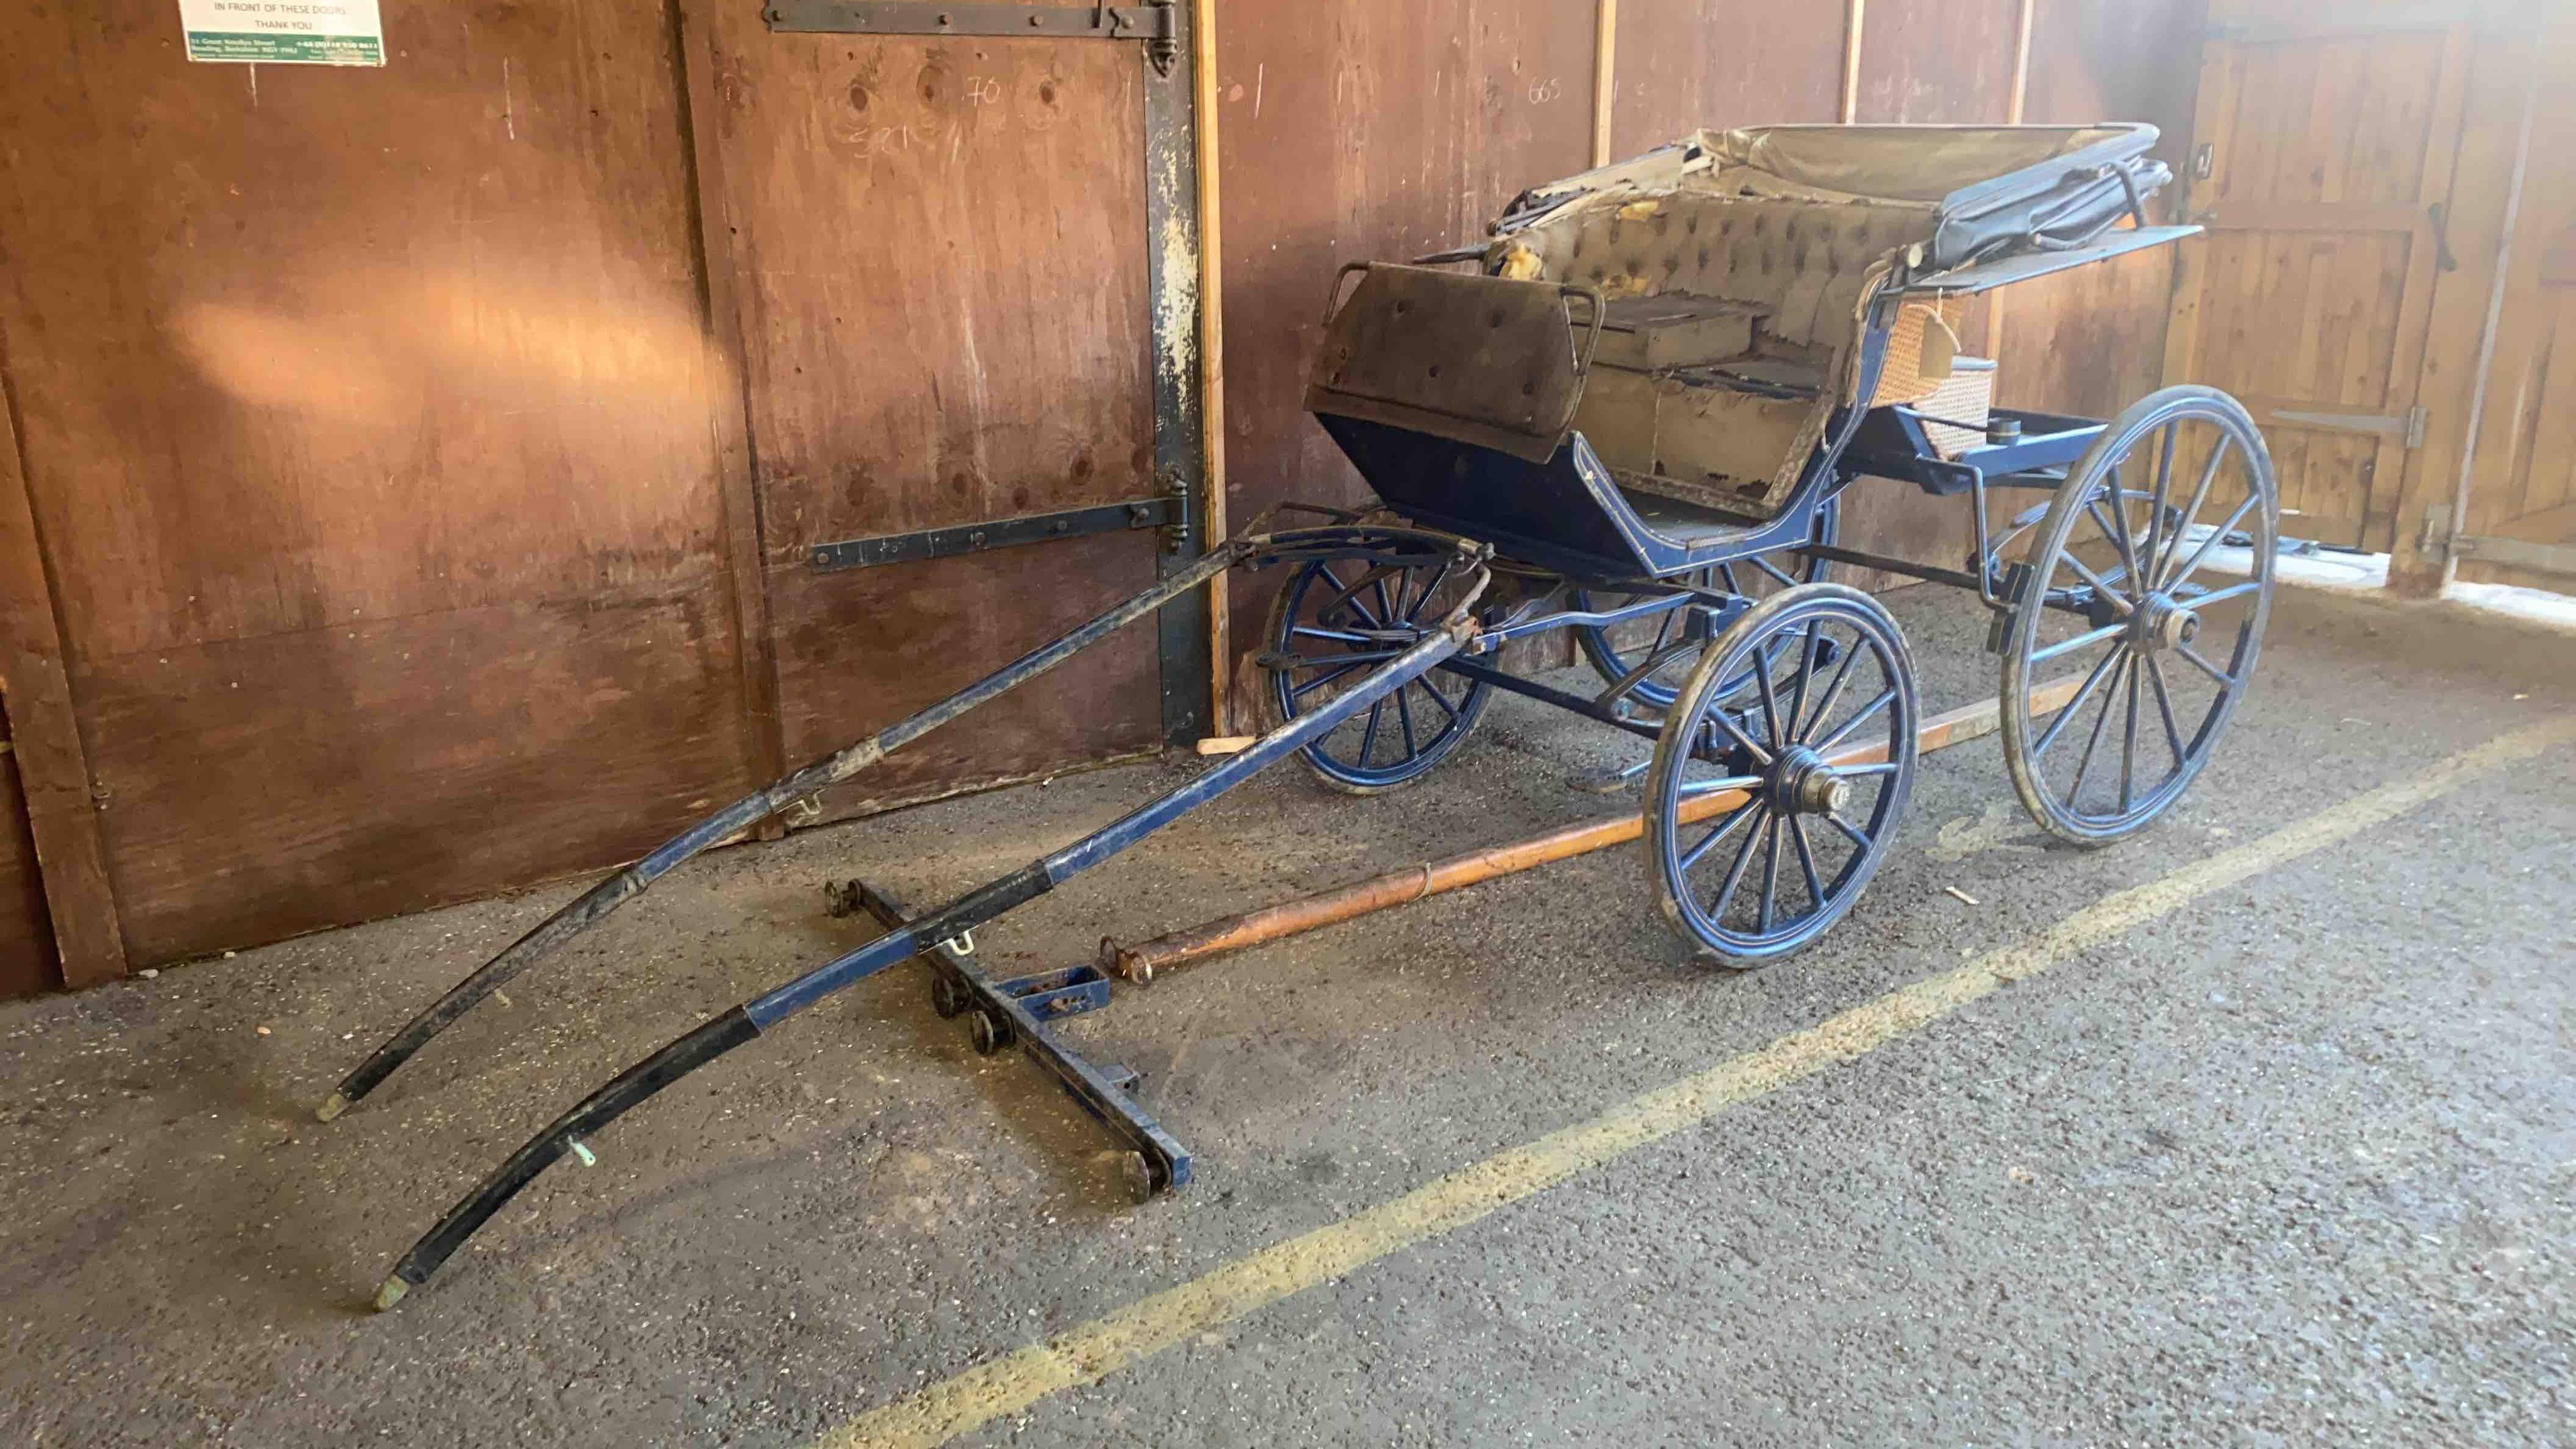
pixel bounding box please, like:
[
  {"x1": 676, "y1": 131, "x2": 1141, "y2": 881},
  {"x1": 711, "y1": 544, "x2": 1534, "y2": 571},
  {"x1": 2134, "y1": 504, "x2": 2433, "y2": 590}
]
[
  {"x1": 1680, "y1": 796, "x2": 1764, "y2": 871},
  {"x1": 1676, "y1": 774, "x2": 1769, "y2": 799},
  {"x1": 1290, "y1": 660, "x2": 1365, "y2": 699},
  {"x1": 2142, "y1": 651, "x2": 2187, "y2": 775},
  {"x1": 1394, "y1": 685, "x2": 1419, "y2": 757},
  {"x1": 2175, "y1": 640, "x2": 2238, "y2": 688},
  {"x1": 1751, "y1": 646, "x2": 1787, "y2": 749},
  {"x1": 1836, "y1": 760, "x2": 1904, "y2": 777},
  {"x1": 1705, "y1": 707, "x2": 1775, "y2": 767},
  {"x1": 1825, "y1": 809, "x2": 1873, "y2": 851},
  {"x1": 2179, "y1": 578, "x2": 2263, "y2": 609},
  {"x1": 1290, "y1": 624, "x2": 1378, "y2": 646},
  {"x1": 2144, "y1": 423, "x2": 2179, "y2": 575},
  {"x1": 2058, "y1": 551, "x2": 2138, "y2": 615},
  {"x1": 1414, "y1": 676, "x2": 1460, "y2": 723},
  {"x1": 1814, "y1": 685, "x2": 1897, "y2": 753},
  {"x1": 1756, "y1": 815, "x2": 1784, "y2": 932},
  {"x1": 2120, "y1": 658, "x2": 2141, "y2": 813},
  {"x1": 1750, "y1": 554, "x2": 1800, "y2": 589},
  {"x1": 2088, "y1": 485, "x2": 2146, "y2": 595},
  {"x1": 2030, "y1": 620, "x2": 2125, "y2": 664},
  {"x1": 1787, "y1": 619, "x2": 1823, "y2": 743},
  {"x1": 2163, "y1": 492, "x2": 2259, "y2": 592},
  {"x1": 1795, "y1": 625, "x2": 1865, "y2": 743},
  {"x1": 1358, "y1": 699, "x2": 1384, "y2": 767},
  {"x1": 1709, "y1": 804, "x2": 1772, "y2": 920},
  {"x1": 2155, "y1": 436, "x2": 2231, "y2": 584},
  {"x1": 1789, "y1": 815, "x2": 1825, "y2": 914},
  {"x1": 2031, "y1": 642, "x2": 2127, "y2": 759},
  {"x1": 1401, "y1": 560, "x2": 1453, "y2": 624},
  {"x1": 2066, "y1": 651, "x2": 2131, "y2": 809}
]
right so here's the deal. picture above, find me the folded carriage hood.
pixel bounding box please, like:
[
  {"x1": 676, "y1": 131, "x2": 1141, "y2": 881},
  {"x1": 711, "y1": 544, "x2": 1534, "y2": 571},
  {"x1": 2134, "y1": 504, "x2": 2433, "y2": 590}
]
[{"x1": 1498, "y1": 123, "x2": 2168, "y2": 272}]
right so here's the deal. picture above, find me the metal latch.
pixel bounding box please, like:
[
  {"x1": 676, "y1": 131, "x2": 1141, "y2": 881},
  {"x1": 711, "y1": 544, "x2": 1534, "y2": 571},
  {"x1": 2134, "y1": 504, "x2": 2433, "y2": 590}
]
[
  {"x1": 809, "y1": 495, "x2": 1183, "y2": 573},
  {"x1": 2420, "y1": 504, "x2": 2576, "y2": 576},
  {"x1": 765, "y1": 1, "x2": 1179, "y2": 73}
]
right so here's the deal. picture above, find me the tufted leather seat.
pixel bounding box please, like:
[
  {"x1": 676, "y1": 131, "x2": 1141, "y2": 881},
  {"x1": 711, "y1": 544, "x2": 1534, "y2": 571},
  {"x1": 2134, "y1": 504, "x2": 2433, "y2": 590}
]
[{"x1": 1492, "y1": 190, "x2": 1937, "y2": 518}]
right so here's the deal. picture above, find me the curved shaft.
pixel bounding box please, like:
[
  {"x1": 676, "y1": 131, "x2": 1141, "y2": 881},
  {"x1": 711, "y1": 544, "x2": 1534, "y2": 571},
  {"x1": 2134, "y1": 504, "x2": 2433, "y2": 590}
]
[
  {"x1": 373, "y1": 616, "x2": 1476, "y2": 1307},
  {"x1": 319, "y1": 540, "x2": 1253, "y2": 1122}
]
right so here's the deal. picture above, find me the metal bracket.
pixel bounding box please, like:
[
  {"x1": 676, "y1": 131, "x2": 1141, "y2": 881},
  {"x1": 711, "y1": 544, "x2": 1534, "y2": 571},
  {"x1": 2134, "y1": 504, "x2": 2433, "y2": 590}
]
[
  {"x1": 765, "y1": 1, "x2": 1179, "y2": 71},
  {"x1": 808, "y1": 496, "x2": 1182, "y2": 573}
]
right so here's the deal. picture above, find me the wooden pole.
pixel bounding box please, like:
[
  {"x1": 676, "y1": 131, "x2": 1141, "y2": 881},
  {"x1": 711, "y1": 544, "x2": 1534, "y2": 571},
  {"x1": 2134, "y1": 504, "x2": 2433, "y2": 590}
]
[
  {"x1": 1984, "y1": 0, "x2": 2038, "y2": 362},
  {"x1": 1839, "y1": 0, "x2": 1867, "y2": 124},
  {"x1": 1193, "y1": 0, "x2": 1232, "y2": 731},
  {"x1": 1591, "y1": 0, "x2": 1619, "y2": 167},
  {"x1": 1101, "y1": 674, "x2": 2086, "y2": 983}
]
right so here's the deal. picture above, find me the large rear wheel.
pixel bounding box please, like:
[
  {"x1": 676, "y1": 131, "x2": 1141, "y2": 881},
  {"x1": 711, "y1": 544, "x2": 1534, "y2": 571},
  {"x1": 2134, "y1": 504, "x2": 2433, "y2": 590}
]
[{"x1": 1999, "y1": 385, "x2": 2277, "y2": 845}]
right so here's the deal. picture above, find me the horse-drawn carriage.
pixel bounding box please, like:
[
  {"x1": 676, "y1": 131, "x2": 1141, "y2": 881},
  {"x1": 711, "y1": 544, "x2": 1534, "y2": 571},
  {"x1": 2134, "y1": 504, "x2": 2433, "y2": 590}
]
[{"x1": 327, "y1": 124, "x2": 2275, "y2": 1306}]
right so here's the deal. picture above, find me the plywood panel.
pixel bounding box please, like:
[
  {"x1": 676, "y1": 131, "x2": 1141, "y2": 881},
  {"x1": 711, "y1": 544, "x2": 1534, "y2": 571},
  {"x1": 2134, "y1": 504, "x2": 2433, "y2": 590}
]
[
  {"x1": 78, "y1": 593, "x2": 752, "y2": 963},
  {"x1": 0, "y1": 1, "x2": 756, "y2": 965},
  {"x1": 695, "y1": 21, "x2": 1167, "y2": 805}
]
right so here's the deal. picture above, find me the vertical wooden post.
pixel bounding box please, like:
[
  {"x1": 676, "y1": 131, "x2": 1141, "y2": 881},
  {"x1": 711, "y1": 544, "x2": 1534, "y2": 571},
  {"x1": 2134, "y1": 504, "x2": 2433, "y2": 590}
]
[
  {"x1": 1591, "y1": 0, "x2": 1619, "y2": 167},
  {"x1": 1193, "y1": 0, "x2": 1231, "y2": 732},
  {"x1": 1839, "y1": 0, "x2": 1867, "y2": 124},
  {"x1": 0, "y1": 362, "x2": 125, "y2": 987},
  {"x1": 674, "y1": 0, "x2": 789, "y2": 818},
  {"x1": 1984, "y1": 0, "x2": 2038, "y2": 361}
]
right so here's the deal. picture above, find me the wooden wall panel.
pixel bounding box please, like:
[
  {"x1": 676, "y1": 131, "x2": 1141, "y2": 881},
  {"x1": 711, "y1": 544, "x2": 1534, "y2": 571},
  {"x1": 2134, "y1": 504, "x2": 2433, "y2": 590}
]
[
  {"x1": 1211, "y1": 0, "x2": 1601, "y2": 660},
  {"x1": 0, "y1": 2, "x2": 754, "y2": 961},
  {"x1": 1609, "y1": 0, "x2": 1843, "y2": 151},
  {"x1": 690, "y1": 23, "x2": 1165, "y2": 813}
]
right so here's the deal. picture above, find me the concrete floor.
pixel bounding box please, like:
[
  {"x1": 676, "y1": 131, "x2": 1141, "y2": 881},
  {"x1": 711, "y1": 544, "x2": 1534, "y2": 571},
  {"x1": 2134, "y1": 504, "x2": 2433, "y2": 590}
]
[{"x1": 3, "y1": 582, "x2": 2571, "y2": 1447}]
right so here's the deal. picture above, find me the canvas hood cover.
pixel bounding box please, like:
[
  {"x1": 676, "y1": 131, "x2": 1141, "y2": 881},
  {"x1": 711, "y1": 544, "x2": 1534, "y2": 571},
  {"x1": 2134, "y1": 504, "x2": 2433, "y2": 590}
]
[{"x1": 1498, "y1": 123, "x2": 2167, "y2": 271}]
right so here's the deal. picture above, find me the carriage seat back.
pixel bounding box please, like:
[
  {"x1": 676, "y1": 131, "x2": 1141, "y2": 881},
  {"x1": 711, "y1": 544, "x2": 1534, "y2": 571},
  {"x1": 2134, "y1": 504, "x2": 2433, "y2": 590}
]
[{"x1": 1304, "y1": 263, "x2": 1604, "y2": 465}]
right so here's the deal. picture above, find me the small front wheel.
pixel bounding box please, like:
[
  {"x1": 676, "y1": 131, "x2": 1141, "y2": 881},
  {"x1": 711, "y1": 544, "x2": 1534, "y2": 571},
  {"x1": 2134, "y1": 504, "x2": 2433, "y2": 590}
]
[
  {"x1": 2000, "y1": 385, "x2": 2276, "y2": 845},
  {"x1": 1260, "y1": 549, "x2": 1490, "y2": 793},
  {"x1": 1645, "y1": 584, "x2": 1918, "y2": 965}
]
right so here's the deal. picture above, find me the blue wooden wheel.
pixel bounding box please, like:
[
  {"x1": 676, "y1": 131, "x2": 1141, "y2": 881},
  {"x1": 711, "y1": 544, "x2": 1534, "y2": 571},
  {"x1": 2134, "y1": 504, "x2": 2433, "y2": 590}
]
[
  {"x1": 1570, "y1": 498, "x2": 1838, "y2": 711},
  {"x1": 1645, "y1": 583, "x2": 1917, "y2": 965},
  {"x1": 2000, "y1": 387, "x2": 2277, "y2": 845},
  {"x1": 1260, "y1": 552, "x2": 1490, "y2": 793}
]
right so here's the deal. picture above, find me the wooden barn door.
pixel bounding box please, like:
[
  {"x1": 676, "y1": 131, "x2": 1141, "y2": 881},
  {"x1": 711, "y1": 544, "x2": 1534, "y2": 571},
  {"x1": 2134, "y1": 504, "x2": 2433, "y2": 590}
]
[
  {"x1": 2161, "y1": 7, "x2": 2470, "y2": 551},
  {"x1": 685, "y1": 2, "x2": 1208, "y2": 821}
]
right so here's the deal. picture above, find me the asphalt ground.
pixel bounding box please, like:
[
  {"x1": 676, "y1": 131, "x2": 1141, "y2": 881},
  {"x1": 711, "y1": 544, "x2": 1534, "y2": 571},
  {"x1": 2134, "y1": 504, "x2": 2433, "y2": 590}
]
[{"x1": 2, "y1": 580, "x2": 2570, "y2": 1447}]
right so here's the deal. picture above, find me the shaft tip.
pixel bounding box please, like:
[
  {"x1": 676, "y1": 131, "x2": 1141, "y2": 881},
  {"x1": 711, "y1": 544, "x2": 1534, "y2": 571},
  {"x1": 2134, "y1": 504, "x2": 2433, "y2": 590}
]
[
  {"x1": 371, "y1": 1275, "x2": 409, "y2": 1312},
  {"x1": 314, "y1": 1092, "x2": 349, "y2": 1123}
]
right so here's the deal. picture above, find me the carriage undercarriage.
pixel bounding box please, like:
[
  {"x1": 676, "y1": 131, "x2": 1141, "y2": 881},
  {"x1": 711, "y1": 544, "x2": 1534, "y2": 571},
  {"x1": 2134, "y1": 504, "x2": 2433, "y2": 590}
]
[{"x1": 326, "y1": 122, "x2": 2281, "y2": 1306}]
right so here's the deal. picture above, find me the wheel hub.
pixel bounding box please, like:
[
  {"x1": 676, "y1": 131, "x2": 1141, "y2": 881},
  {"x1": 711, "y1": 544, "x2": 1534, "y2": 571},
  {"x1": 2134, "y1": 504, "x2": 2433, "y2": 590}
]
[
  {"x1": 2131, "y1": 592, "x2": 2200, "y2": 652},
  {"x1": 1769, "y1": 746, "x2": 1851, "y2": 817}
]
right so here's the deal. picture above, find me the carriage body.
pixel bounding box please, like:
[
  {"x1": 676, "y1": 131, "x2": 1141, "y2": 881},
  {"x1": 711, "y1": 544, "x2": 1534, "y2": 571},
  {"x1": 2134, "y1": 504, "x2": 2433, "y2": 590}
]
[{"x1": 1268, "y1": 122, "x2": 2280, "y2": 959}]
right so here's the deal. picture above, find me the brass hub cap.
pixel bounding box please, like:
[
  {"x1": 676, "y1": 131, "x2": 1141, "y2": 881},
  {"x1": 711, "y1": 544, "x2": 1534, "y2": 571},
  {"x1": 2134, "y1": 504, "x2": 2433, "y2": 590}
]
[
  {"x1": 1769, "y1": 746, "x2": 1851, "y2": 817},
  {"x1": 2132, "y1": 592, "x2": 2201, "y2": 652}
]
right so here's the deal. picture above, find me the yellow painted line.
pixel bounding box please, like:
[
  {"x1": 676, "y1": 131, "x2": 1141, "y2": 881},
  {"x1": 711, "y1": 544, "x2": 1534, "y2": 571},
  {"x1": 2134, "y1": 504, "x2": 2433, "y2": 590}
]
[{"x1": 817, "y1": 717, "x2": 2575, "y2": 1449}]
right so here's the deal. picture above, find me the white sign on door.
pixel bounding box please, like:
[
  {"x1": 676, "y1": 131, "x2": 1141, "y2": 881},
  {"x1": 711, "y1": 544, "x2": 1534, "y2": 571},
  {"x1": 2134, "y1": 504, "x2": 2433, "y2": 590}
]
[{"x1": 178, "y1": 0, "x2": 385, "y2": 66}]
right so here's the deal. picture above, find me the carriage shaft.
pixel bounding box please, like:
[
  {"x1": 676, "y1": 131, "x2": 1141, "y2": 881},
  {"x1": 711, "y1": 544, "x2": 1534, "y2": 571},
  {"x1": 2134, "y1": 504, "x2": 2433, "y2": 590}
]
[
  {"x1": 317, "y1": 540, "x2": 1254, "y2": 1122},
  {"x1": 371, "y1": 618, "x2": 1475, "y2": 1307}
]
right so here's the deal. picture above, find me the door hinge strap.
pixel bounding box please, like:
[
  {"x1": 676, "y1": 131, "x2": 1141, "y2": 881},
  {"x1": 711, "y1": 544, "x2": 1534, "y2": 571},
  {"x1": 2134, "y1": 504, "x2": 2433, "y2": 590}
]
[
  {"x1": 2272, "y1": 403, "x2": 2426, "y2": 448},
  {"x1": 809, "y1": 496, "x2": 1182, "y2": 573},
  {"x1": 2420, "y1": 504, "x2": 2576, "y2": 575},
  {"x1": 766, "y1": 1, "x2": 1178, "y2": 70}
]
